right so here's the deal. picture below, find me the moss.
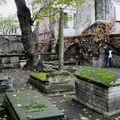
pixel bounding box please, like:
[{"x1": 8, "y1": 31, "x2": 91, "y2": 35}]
[
  {"x1": 48, "y1": 71, "x2": 70, "y2": 77},
  {"x1": 22, "y1": 103, "x2": 46, "y2": 111},
  {"x1": 31, "y1": 72, "x2": 48, "y2": 81},
  {"x1": 31, "y1": 71, "x2": 70, "y2": 82},
  {"x1": 74, "y1": 66, "x2": 118, "y2": 86}
]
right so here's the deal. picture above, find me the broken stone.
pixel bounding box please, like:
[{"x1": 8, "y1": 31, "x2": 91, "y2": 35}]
[{"x1": 0, "y1": 74, "x2": 14, "y2": 92}]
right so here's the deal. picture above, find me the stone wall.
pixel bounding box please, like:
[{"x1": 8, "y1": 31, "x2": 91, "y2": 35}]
[
  {"x1": 0, "y1": 35, "x2": 24, "y2": 54},
  {"x1": 75, "y1": 0, "x2": 95, "y2": 34},
  {"x1": 76, "y1": 0, "x2": 120, "y2": 35},
  {"x1": 95, "y1": 0, "x2": 120, "y2": 33}
]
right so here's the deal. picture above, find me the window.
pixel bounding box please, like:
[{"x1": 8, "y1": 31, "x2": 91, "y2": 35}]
[
  {"x1": 64, "y1": 12, "x2": 69, "y2": 28},
  {"x1": 115, "y1": 4, "x2": 120, "y2": 21}
]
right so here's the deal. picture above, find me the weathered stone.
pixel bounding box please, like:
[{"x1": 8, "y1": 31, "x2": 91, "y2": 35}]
[
  {"x1": 74, "y1": 66, "x2": 120, "y2": 117},
  {"x1": 4, "y1": 90, "x2": 64, "y2": 120},
  {"x1": 29, "y1": 71, "x2": 74, "y2": 93},
  {"x1": 1, "y1": 55, "x2": 20, "y2": 68},
  {"x1": 0, "y1": 74, "x2": 14, "y2": 92}
]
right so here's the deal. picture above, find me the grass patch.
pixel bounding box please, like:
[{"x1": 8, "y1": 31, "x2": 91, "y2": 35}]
[
  {"x1": 74, "y1": 66, "x2": 118, "y2": 86},
  {"x1": 31, "y1": 72, "x2": 48, "y2": 81},
  {"x1": 22, "y1": 103, "x2": 46, "y2": 112},
  {"x1": 31, "y1": 71, "x2": 70, "y2": 81}
]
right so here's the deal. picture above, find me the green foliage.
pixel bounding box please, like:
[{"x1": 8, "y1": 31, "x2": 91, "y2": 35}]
[
  {"x1": 0, "y1": 15, "x2": 19, "y2": 29},
  {"x1": 31, "y1": 71, "x2": 70, "y2": 81},
  {"x1": 31, "y1": 0, "x2": 85, "y2": 22},
  {"x1": 74, "y1": 66, "x2": 118, "y2": 86}
]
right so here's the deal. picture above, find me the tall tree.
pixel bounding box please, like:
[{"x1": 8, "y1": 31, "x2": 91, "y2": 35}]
[
  {"x1": 14, "y1": 0, "x2": 84, "y2": 70},
  {"x1": 31, "y1": 0, "x2": 84, "y2": 70},
  {"x1": 14, "y1": 0, "x2": 39, "y2": 70}
]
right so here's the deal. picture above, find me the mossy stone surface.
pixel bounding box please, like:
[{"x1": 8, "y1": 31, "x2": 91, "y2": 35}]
[
  {"x1": 29, "y1": 71, "x2": 74, "y2": 93},
  {"x1": 31, "y1": 72, "x2": 48, "y2": 81},
  {"x1": 4, "y1": 90, "x2": 64, "y2": 120},
  {"x1": 74, "y1": 66, "x2": 118, "y2": 86},
  {"x1": 30, "y1": 71, "x2": 71, "y2": 84}
]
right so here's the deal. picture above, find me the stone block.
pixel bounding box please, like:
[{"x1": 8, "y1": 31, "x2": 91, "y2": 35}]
[
  {"x1": 74, "y1": 66, "x2": 120, "y2": 117},
  {"x1": 4, "y1": 90, "x2": 64, "y2": 120},
  {"x1": 0, "y1": 74, "x2": 14, "y2": 92},
  {"x1": 29, "y1": 71, "x2": 74, "y2": 93}
]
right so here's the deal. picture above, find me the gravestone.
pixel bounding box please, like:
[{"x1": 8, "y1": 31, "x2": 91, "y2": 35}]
[
  {"x1": 0, "y1": 74, "x2": 14, "y2": 92},
  {"x1": 29, "y1": 71, "x2": 74, "y2": 93},
  {"x1": 4, "y1": 90, "x2": 64, "y2": 120},
  {"x1": 2, "y1": 56, "x2": 20, "y2": 68},
  {"x1": 74, "y1": 66, "x2": 120, "y2": 117}
]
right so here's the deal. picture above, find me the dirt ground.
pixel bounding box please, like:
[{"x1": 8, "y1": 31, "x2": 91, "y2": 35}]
[{"x1": 0, "y1": 67, "x2": 120, "y2": 120}]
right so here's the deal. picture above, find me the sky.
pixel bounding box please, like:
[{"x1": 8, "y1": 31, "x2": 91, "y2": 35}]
[{"x1": 0, "y1": 0, "x2": 17, "y2": 17}]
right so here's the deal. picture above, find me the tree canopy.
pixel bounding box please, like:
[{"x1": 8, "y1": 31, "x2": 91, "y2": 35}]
[{"x1": 31, "y1": 0, "x2": 84, "y2": 22}]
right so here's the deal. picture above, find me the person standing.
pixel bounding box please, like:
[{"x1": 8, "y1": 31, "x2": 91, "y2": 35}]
[
  {"x1": 108, "y1": 49, "x2": 113, "y2": 67},
  {"x1": 104, "y1": 45, "x2": 109, "y2": 67}
]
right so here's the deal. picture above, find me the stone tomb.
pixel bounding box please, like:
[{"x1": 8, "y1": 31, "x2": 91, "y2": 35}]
[
  {"x1": 4, "y1": 90, "x2": 64, "y2": 120},
  {"x1": 29, "y1": 71, "x2": 74, "y2": 93},
  {"x1": 0, "y1": 74, "x2": 14, "y2": 92},
  {"x1": 1, "y1": 55, "x2": 20, "y2": 68},
  {"x1": 74, "y1": 66, "x2": 120, "y2": 117}
]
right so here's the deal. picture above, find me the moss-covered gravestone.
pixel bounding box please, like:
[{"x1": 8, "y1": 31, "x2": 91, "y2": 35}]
[
  {"x1": 4, "y1": 90, "x2": 64, "y2": 120},
  {"x1": 74, "y1": 66, "x2": 120, "y2": 117},
  {"x1": 28, "y1": 71, "x2": 74, "y2": 93}
]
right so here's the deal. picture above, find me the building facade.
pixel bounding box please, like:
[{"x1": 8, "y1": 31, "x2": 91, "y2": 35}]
[{"x1": 75, "y1": 0, "x2": 120, "y2": 35}]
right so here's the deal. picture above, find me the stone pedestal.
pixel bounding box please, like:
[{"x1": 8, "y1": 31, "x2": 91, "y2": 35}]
[
  {"x1": 74, "y1": 66, "x2": 120, "y2": 117},
  {"x1": 29, "y1": 71, "x2": 74, "y2": 93}
]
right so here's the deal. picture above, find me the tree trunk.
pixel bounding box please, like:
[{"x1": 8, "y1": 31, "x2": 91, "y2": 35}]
[
  {"x1": 14, "y1": 0, "x2": 39, "y2": 70},
  {"x1": 58, "y1": 8, "x2": 64, "y2": 70}
]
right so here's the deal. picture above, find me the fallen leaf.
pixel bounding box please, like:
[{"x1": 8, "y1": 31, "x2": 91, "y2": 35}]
[
  {"x1": 12, "y1": 94, "x2": 17, "y2": 97},
  {"x1": 17, "y1": 104, "x2": 22, "y2": 107},
  {"x1": 26, "y1": 114, "x2": 32, "y2": 119},
  {"x1": 61, "y1": 109, "x2": 65, "y2": 112},
  {"x1": 32, "y1": 96, "x2": 38, "y2": 99},
  {"x1": 80, "y1": 116, "x2": 89, "y2": 120}
]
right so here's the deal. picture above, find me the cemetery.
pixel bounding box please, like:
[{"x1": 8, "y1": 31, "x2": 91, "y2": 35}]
[
  {"x1": 1, "y1": 33, "x2": 120, "y2": 120},
  {"x1": 1, "y1": 0, "x2": 120, "y2": 120}
]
